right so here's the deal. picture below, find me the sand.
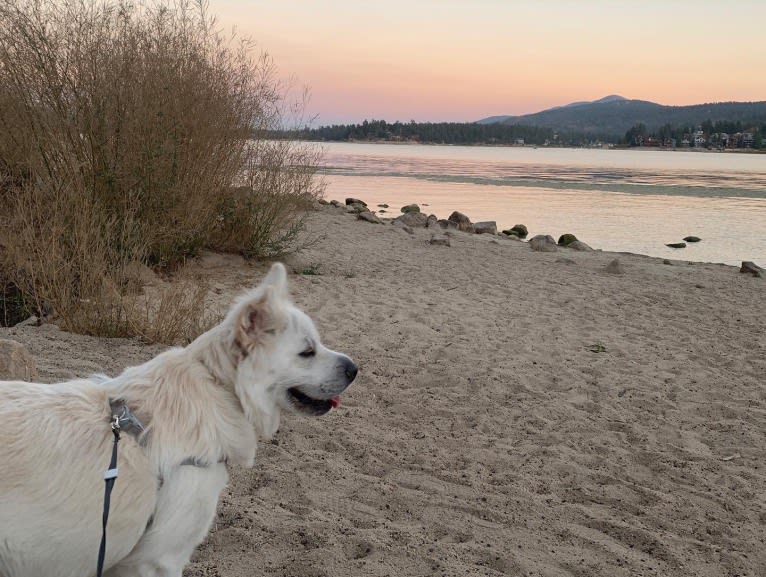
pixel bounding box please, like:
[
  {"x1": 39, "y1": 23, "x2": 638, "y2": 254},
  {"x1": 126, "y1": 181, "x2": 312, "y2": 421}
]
[{"x1": 2, "y1": 203, "x2": 765, "y2": 577}]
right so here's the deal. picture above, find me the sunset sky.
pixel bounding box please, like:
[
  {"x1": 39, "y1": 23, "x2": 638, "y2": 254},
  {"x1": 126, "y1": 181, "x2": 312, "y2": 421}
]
[{"x1": 214, "y1": 0, "x2": 766, "y2": 126}]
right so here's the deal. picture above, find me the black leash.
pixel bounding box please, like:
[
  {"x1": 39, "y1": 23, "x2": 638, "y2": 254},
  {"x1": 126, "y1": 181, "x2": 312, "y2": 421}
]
[{"x1": 96, "y1": 415, "x2": 121, "y2": 577}]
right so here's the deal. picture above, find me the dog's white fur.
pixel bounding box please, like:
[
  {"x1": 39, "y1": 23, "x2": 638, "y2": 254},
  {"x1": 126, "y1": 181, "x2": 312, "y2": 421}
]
[{"x1": 0, "y1": 263, "x2": 356, "y2": 577}]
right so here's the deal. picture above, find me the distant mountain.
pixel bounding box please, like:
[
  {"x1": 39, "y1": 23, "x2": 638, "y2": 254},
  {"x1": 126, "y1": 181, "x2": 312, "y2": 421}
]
[{"x1": 477, "y1": 97, "x2": 766, "y2": 139}]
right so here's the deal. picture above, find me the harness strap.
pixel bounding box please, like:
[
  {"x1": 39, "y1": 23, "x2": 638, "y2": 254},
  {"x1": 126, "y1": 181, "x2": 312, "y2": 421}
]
[{"x1": 97, "y1": 417, "x2": 121, "y2": 577}]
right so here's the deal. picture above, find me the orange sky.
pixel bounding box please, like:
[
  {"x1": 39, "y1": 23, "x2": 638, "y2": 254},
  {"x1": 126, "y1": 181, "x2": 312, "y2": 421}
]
[{"x1": 214, "y1": 0, "x2": 766, "y2": 125}]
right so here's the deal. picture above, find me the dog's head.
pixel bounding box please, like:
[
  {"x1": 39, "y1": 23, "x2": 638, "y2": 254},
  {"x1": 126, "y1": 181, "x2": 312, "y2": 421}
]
[{"x1": 225, "y1": 263, "x2": 357, "y2": 438}]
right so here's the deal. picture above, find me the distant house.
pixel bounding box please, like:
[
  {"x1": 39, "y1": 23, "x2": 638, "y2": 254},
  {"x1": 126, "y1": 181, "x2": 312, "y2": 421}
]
[
  {"x1": 741, "y1": 132, "x2": 755, "y2": 148},
  {"x1": 514, "y1": 138, "x2": 525, "y2": 146}
]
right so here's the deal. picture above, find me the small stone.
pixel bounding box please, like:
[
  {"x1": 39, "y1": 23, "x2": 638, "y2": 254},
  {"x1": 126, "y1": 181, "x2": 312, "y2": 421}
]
[
  {"x1": 357, "y1": 211, "x2": 382, "y2": 224},
  {"x1": 666, "y1": 242, "x2": 687, "y2": 249},
  {"x1": 529, "y1": 235, "x2": 557, "y2": 252},
  {"x1": 740, "y1": 261, "x2": 764, "y2": 277},
  {"x1": 345, "y1": 198, "x2": 367, "y2": 206},
  {"x1": 474, "y1": 221, "x2": 498, "y2": 235},
  {"x1": 558, "y1": 233, "x2": 578, "y2": 246},
  {"x1": 567, "y1": 240, "x2": 593, "y2": 252},
  {"x1": 683, "y1": 236, "x2": 701, "y2": 243},
  {"x1": 400, "y1": 204, "x2": 420, "y2": 214},
  {"x1": 604, "y1": 259, "x2": 624, "y2": 274}
]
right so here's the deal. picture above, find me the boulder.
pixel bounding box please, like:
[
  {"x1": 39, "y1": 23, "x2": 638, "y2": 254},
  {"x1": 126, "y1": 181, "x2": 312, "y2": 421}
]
[
  {"x1": 604, "y1": 258, "x2": 624, "y2": 274},
  {"x1": 393, "y1": 212, "x2": 429, "y2": 227},
  {"x1": 558, "y1": 233, "x2": 578, "y2": 246},
  {"x1": 666, "y1": 242, "x2": 686, "y2": 249},
  {"x1": 426, "y1": 214, "x2": 438, "y2": 228},
  {"x1": 318, "y1": 199, "x2": 330, "y2": 205},
  {"x1": 377, "y1": 203, "x2": 389, "y2": 208},
  {"x1": 345, "y1": 198, "x2": 367, "y2": 207},
  {"x1": 330, "y1": 199, "x2": 344, "y2": 208},
  {"x1": 429, "y1": 234, "x2": 451, "y2": 247},
  {"x1": 529, "y1": 234, "x2": 557, "y2": 252},
  {"x1": 358, "y1": 211, "x2": 382, "y2": 224},
  {"x1": 740, "y1": 261, "x2": 764, "y2": 277},
  {"x1": 346, "y1": 202, "x2": 368, "y2": 214},
  {"x1": 683, "y1": 236, "x2": 701, "y2": 243},
  {"x1": 436, "y1": 219, "x2": 458, "y2": 230},
  {"x1": 510, "y1": 224, "x2": 528, "y2": 239},
  {"x1": 567, "y1": 240, "x2": 593, "y2": 252},
  {"x1": 474, "y1": 221, "x2": 498, "y2": 235},
  {"x1": 400, "y1": 204, "x2": 420, "y2": 214},
  {"x1": 0, "y1": 339, "x2": 37, "y2": 381},
  {"x1": 448, "y1": 211, "x2": 474, "y2": 233},
  {"x1": 501, "y1": 230, "x2": 520, "y2": 239}
]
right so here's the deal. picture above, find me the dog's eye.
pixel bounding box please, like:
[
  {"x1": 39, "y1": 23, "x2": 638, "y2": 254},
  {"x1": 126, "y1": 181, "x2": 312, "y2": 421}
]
[{"x1": 299, "y1": 347, "x2": 316, "y2": 358}]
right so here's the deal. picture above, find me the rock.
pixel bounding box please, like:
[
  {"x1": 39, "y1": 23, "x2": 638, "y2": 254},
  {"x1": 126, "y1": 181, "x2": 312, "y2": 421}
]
[
  {"x1": 666, "y1": 242, "x2": 687, "y2": 249},
  {"x1": 0, "y1": 339, "x2": 37, "y2": 381},
  {"x1": 556, "y1": 257, "x2": 577, "y2": 265},
  {"x1": 400, "y1": 204, "x2": 420, "y2": 214},
  {"x1": 426, "y1": 214, "x2": 438, "y2": 228},
  {"x1": 567, "y1": 240, "x2": 593, "y2": 252},
  {"x1": 436, "y1": 219, "x2": 458, "y2": 230},
  {"x1": 683, "y1": 236, "x2": 701, "y2": 242},
  {"x1": 501, "y1": 230, "x2": 520, "y2": 239},
  {"x1": 604, "y1": 258, "x2": 624, "y2": 274},
  {"x1": 318, "y1": 199, "x2": 330, "y2": 205},
  {"x1": 448, "y1": 211, "x2": 474, "y2": 233},
  {"x1": 393, "y1": 212, "x2": 429, "y2": 227},
  {"x1": 474, "y1": 221, "x2": 498, "y2": 235},
  {"x1": 509, "y1": 224, "x2": 528, "y2": 239},
  {"x1": 558, "y1": 233, "x2": 578, "y2": 246},
  {"x1": 377, "y1": 203, "x2": 389, "y2": 208},
  {"x1": 663, "y1": 259, "x2": 673, "y2": 265},
  {"x1": 429, "y1": 234, "x2": 451, "y2": 247},
  {"x1": 358, "y1": 211, "x2": 382, "y2": 224},
  {"x1": 529, "y1": 234, "x2": 557, "y2": 252},
  {"x1": 345, "y1": 198, "x2": 367, "y2": 207},
  {"x1": 740, "y1": 261, "x2": 764, "y2": 277},
  {"x1": 346, "y1": 202, "x2": 368, "y2": 214},
  {"x1": 330, "y1": 199, "x2": 343, "y2": 208}
]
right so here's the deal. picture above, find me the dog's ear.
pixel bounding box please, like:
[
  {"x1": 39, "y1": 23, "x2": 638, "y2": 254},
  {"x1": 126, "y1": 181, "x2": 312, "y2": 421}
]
[
  {"x1": 260, "y1": 262, "x2": 288, "y2": 300},
  {"x1": 237, "y1": 289, "x2": 277, "y2": 344},
  {"x1": 235, "y1": 263, "x2": 289, "y2": 345}
]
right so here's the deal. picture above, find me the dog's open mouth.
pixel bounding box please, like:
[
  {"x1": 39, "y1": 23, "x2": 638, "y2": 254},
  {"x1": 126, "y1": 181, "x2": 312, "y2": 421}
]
[{"x1": 287, "y1": 387, "x2": 340, "y2": 415}]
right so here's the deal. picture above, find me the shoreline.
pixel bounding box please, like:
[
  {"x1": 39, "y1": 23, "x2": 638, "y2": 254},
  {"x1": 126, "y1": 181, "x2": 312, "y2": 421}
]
[{"x1": 309, "y1": 138, "x2": 766, "y2": 154}]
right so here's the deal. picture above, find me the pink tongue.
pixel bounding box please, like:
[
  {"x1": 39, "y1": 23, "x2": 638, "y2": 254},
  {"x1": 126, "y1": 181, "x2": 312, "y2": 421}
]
[{"x1": 331, "y1": 396, "x2": 341, "y2": 408}]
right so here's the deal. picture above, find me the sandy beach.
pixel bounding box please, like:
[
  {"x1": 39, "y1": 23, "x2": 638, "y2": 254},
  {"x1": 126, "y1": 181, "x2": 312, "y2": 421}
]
[{"x1": 2, "y1": 202, "x2": 764, "y2": 577}]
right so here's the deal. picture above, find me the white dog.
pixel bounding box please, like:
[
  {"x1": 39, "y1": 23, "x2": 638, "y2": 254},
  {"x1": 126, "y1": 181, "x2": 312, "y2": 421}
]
[{"x1": 0, "y1": 263, "x2": 357, "y2": 577}]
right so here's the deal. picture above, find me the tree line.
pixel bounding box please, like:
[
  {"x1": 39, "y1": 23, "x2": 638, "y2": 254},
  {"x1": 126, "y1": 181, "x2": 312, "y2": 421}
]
[{"x1": 287, "y1": 120, "x2": 562, "y2": 146}]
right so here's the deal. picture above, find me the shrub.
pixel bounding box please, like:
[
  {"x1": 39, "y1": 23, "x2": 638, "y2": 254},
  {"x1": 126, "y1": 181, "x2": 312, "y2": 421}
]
[{"x1": 0, "y1": 0, "x2": 322, "y2": 338}]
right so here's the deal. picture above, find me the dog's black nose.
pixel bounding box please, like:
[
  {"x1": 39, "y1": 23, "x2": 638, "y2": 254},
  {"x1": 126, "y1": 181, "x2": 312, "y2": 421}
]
[{"x1": 344, "y1": 359, "x2": 358, "y2": 382}]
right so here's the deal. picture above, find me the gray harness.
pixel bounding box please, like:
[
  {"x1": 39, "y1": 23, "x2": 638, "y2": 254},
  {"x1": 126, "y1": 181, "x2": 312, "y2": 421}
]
[{"x1": 109, "y1": 398, "x2": 221, "y2": 468}]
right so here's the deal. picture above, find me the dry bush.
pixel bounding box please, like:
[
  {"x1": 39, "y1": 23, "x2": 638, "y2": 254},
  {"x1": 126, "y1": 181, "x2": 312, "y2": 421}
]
[
  {"x1": 125, "y1": 273, "x2": 221, "y2": 345},
  {"x1": 0, "y1": 0, "x2": 322, "y2": 339}
]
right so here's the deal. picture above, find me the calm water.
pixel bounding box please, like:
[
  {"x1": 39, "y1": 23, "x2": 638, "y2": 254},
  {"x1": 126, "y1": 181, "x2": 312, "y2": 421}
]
[{"x1": 320, "y1": 142, "x2": 766, "y2": 266}]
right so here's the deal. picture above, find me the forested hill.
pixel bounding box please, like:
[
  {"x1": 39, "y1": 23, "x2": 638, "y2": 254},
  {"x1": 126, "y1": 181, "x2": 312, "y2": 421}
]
[
  {"x1": 288, "y1": 98, "x2": 766, "y2": 146},
  {"x1": 478, "y1": 97, "x2": 766, "y2": 139}
]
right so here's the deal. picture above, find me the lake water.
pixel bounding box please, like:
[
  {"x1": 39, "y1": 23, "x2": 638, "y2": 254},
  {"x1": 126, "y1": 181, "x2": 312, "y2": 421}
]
[{"x1": 319, "y1": 142, "x2": 766, "y2": 266}]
